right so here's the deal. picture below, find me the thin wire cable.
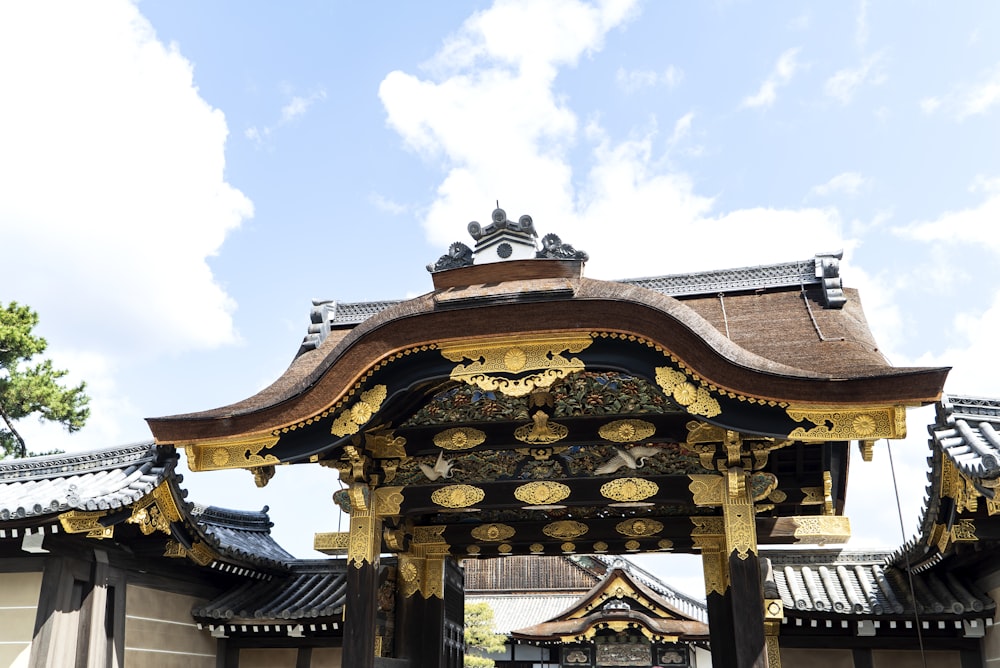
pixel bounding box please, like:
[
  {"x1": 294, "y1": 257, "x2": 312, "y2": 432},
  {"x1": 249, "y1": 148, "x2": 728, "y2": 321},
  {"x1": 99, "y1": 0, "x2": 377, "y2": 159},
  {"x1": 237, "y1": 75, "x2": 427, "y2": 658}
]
[{"x1": 887, "y1": 439, "x2": 928, "y2": 668}]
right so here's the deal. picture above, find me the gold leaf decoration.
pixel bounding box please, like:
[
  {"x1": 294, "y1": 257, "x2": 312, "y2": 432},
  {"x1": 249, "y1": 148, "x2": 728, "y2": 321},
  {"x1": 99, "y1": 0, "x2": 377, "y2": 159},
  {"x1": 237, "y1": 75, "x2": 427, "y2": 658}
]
[
  {"x1": 561, "y1": 542, "x2": 576, "y2": 553},
  {"x1": 431, "y1": 484, "x2": 485, "y2": 509},
  {"x1": 598, "y1": 419, "x2": 656, "y2": 443},
  {"x1": 616, "y1": 518, "x2": 664, "y2": 537},
  {"x1": 331, "y1": 385, "x2": 388, "y2": 437},
  {"x1": 185, "y1": 434, "x2": 281, "y2": 472},
  {"x1": 471, "y1": 523, "x2": 516, "y2": 542},
  {"x1": 440, "y1": 334, "x2": 592, "y2": 398},
  {"x1": 433, "y1": 427, "x2": 486, "y2": 451},
  {"x1": 514, "y1": 481, "x2": 571, "y2": 506},
  {"x1": 593, "y1": 541, "x2": 609, "y2": 553},
  {"x1": 314, "y1": 532, "x2": 350, "y2": 553},
  {"x1": 657, "y1": 539, "x2": 673, "y2": 551},
  {"x1": 600, "y1": 477, "x2": 659, "y2": 503},
  {"x1": 530, "y1": 543, "x2": 545, "y2": 554},
  {"x1": 654, "y1": 367, "x2": 721, "y2": 418},
  {"x1": 786, "y1": 405, "x2": 906, "y2": 441},
  {"x1": 498, "y1": 543, "x2": 513, "y2": 554},
  {"x1": 625, "y1": 540, "x2": 641, "y2": 552},
  {"x1": 791, "y1": 516, "x2": 851, "y2": 544},
  {"x1": 543, "y1": 520, "x2": 589, "y2": 540}
]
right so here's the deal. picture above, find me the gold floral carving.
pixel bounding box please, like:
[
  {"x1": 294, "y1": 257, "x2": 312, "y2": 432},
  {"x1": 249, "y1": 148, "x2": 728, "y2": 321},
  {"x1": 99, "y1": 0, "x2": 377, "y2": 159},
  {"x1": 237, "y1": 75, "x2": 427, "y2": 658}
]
[
  {"x1": 187, "y1": 541, "x2": 215, "y2": 566},
  {"x1": 530, "y1": 543, "x2": 545, "y2": 554},
  {"x1": 599, "y1": 419, "x2": 656, "y2": 443},
  {"x1": 366, "y1": 429, "x2": 407, "y2": 458},
  {"x1": 514, "y1": 411, "x2": 568, "y2": 444},
  {"x1": 617, "y1": 518, "x2": 664, "y2": 537},
  {"x1": 594, "y1": 541, "x2": 609, "y2": 553},
  {"x1": 953, "y1": 519, "x2": 978, "y2": 542},
  {"x1": 431, "y1": 484, "x2": 485, "y2": 509},
  {"x1": 467, "y1": 545, "x2": 481, "y2": 556},
  {"x1": 184, "y1": 434, "x2": 281, "y2": 472},
  {"x1": 786, "y1": 405, "x2": 906, "y2": 441},
  {"x1": 498, "y1": 544, "x2": 513, "y2": 554},
  {"x1": 657, "y1": 539, "x2": 673, "y2": 551},
  {"x1": 791, "y1": 516, "x2": 851, "y2": 544},
  {"x1": 768, "y1": 489, "x2": 788, "y2": 503},
  {"x1": 801, "y1": 487, "x2": 824, "y2": 505},
  {"x1": 314, "y1": 531, "x2": 351, "y2": 553},
  {"x1": 331, "y1": 385, "x2": 388, "y2": 437},
  {"x1": 724, "y1": 504, "x2": 756, "y2": 560},
  {"x1": 128, "y1": 504, "x2": 170, "y2": 536},
  {"x1": 439, "y1": 334, "x2": 592, "y2": 398},
  {"x1": 600, "y1": 477, "x2": 658, "y2": 503},
  {"x1": 58, "y1": 509, "x2": 113, "y2": 539},
  {"x1": 514, "y1": 481, "x2": 571, "y2": 506},
  {"x1": 433, "y1": 427, "x2": 486, "y2": 451},
  {"x1": 348, "y1": 514, "x2": 378, "y2": 569},
  {"x1": 412, "y1": 526, "x2": 447, "y2": 544},
  {"x1": 625, "y1": 540, "x2": 641, "y2": 551},
  {"x1": 688, "y1": 475, "x2": 725, "y2": 506},
  {"x1": 471, "y1": 523, "x2": 516, "y2": 542},
  {"x1": 766, "y1": 636, "x2": 782, "y2": 667},
  {"x1": 561, "y1": 542, "x2": 576, "y2": 553},
  {"x1": 655, "y1": 368, "x2": 721, "y2": 418},
  {"x1": 164, "y1": 539, "x2": 186, "y2": 558},
  {"x1": 543, "y1": 520, "x2": 589, "y2": 540}
]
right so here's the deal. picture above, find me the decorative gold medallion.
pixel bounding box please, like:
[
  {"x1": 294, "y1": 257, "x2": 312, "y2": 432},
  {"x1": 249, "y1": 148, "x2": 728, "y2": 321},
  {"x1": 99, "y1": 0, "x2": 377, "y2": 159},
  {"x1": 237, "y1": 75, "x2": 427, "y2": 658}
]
[
  {"x1": 616, "y1": 518, "x2": 664, "y2": 537},
  {"x1": 561, "y1": 542, "x2": 576, "y2": 553},
  {"x1": 530, "y1": 543, "x2": 545, "y2": 554},
  {"x1": 655, "y1": 367, "x2": 721, "y2": 417},
  {"x1": 331, "y1": 385, "x2": 388, "y2": 437},
  {"x1": 467, "y1": 545, "x2": 481, "y2": 556},
  {"x1": 439, "y1": 334, "x2": 592, "y2": 398},
  {"x1": 598, "y1": 419, "x2": 656, "y2": 443},
  {"x1": 657, "y1": 539, "x2": 673, "y2": 551},
  {"x1": 625, "y1": 540, "x2": 641, "y2": 552},
  {"x1": 514, "y1": 481, "x2": 571, "y2": 506},
  {"x1": 471, "y1": 523, "x2": 516, "y2": 542},
  {"x1": 593, "y1": 541, "x2": 609, "y2": 553},
  {"x1": 431, "y1": 484, "x2": 485, "y2": 509},
  {"x1": 786, "y1": 405, "x2": 905, "y2": 441},
  {"x1": 498, "y1": 543, "x2": 513, "y2": 554},
  {"x1": 543, "y1": 520, "x2": 589, "y2": 540},
  {"x1": 600, "y1": 477, "x2": 659, "y2": 503},
  {"x1": 433, "y1": 427, "x2": 486, "y2": 450}
]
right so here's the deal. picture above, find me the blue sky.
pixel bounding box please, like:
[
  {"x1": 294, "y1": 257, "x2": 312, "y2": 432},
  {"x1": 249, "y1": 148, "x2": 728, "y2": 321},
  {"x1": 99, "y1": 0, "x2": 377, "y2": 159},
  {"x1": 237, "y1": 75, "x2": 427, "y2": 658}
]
[{"x1": 2, "y1": 1, "x2": 999, "y2": 596}]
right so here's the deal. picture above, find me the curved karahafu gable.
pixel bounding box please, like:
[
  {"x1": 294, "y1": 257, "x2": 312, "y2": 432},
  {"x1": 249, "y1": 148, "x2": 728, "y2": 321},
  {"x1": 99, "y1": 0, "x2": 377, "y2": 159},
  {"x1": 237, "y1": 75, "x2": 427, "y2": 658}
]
[{"x1": 147, "y1": 255, "x2": 948, "y2": 471}]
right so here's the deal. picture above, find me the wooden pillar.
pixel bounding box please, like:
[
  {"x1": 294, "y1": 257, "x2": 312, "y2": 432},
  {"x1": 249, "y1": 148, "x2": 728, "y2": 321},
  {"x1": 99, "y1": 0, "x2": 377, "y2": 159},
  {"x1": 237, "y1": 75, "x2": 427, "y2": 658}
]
[
  {"x1": 342, "y1": 483, "x2": 383, "y2": 668},
  {"x1": 692, "y1": 465, "x2": 768, "y2": 668},
  {"x1": 394, "y1": 527, "x2": 450, "y2": 668}
]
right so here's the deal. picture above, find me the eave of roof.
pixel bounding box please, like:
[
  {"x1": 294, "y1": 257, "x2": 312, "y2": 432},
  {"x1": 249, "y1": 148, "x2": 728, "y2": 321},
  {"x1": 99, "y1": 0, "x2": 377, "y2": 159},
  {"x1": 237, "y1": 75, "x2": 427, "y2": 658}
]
[{"x1": 147, "y1": 261, "x2": 948, "y2": 444}]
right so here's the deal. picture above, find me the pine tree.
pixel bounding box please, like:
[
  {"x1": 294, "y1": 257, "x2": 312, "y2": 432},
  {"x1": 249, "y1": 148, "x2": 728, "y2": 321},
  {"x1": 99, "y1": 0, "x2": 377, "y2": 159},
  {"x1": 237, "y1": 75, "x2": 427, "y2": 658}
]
[
  {"x1": 0, "y1": 302, "x2": 90, "y2": 459},
  {"x1": 464, "y1": 602, "x2": 506, "y2": 668}
]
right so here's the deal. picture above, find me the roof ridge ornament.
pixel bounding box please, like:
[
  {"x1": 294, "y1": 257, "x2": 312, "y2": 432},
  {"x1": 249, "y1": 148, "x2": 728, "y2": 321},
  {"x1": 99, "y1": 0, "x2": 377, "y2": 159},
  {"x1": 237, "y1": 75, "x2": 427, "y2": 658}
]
[{"x1": 427, "y1": 207, "x2": 588, "y2": 272}]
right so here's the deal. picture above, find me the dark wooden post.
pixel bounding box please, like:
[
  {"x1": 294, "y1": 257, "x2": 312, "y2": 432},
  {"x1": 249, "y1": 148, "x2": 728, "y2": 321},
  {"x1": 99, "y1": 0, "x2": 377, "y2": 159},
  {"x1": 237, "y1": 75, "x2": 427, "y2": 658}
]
[
  {"x1": 341, "y1": 483, "x2": 382, "y2": 668},
  {"x1": 393, "y1": 528, "x2": 451, "y2": 667}
]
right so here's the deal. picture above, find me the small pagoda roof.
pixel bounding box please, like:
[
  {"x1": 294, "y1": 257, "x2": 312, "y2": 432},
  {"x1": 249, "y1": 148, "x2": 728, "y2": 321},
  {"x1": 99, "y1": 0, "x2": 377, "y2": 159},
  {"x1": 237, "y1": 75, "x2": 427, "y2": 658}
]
[
  {"x1": 507, "y1": 559, "x2": 709, "y2": 642},
  {"x1": 0, "y1": 442, "x2": 171, "y2": 520},
  {"x1": 192, "y1": 560, "x2": 347, "y2": 622},
  {"x1": 765, "y1": 550, "x2": 994, "y2": 619},
  {"x1": 191, "y1": 504, "x2": 294, "y2": 570}
]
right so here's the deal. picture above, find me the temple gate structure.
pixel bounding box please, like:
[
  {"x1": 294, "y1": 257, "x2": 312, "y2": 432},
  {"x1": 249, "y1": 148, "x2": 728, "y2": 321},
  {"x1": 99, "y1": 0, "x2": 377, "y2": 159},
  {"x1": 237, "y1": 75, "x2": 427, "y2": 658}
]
[{"x1": 144, "y1": 209, "x2": 952, "y2": 668}]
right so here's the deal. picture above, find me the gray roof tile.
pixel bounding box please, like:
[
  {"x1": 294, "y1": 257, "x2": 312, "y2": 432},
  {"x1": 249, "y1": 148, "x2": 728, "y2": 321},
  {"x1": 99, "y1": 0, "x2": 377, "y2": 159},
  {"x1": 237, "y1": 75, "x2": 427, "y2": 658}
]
[{"x1": 0, "y1": 442, "x2": 169, "y2": 521}]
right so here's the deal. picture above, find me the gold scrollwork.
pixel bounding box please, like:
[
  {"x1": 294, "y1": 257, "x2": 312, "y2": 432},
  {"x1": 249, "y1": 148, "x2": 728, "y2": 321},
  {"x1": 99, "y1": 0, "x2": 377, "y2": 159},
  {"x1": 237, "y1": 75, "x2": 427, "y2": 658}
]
[
  {"x1": 433, "y1": 427, "x2": 486, "y2": 451},
  {"x1": 374, "y1": 486, "x2": 404, "y2": 517},
  {"x1": 953, "y1": 519, "x2": 978, "y2": 542},
  {"x1": 332, "y1": 385, "x2": 388, "y2": 437},
  {"x1": 431, "y1": 484, "x2": 485, "y2": 509},
  {"x1": 616, "y1": 518, "x2": 664, "y2": 537},
  {"x1": 655, "y1": 367, "x2": 721, "y2": 418},
  {"x1": 791, "y1": 516, "x2": 851, "y2": 544},
  {"x1": 314, "y1": 531, "x2": 351, "y2": 553},
  {"x1": 366, "y1": 429, "x2": 407, "y2": 458},
  {"x1": 58, "y1": 509, "x2": 113, "y2": 539},
  {"x1": 514, "y1": 481, "x2": 571, "y2": 506},
  {"x1": 184, "y1": 434, "x2": 281, "y2": 472},
  {"x1": 786, "y1": 405, "x2": 906, "y2": 441},
  {"x1": 439, "y1": 334, "x2": 592, "y2": 398},
  {"x1": 600, "y1": 477, "x2": 659, "y2": 503},
  {"x1": 543, "y1": 520, "x2": 589, "y2": 540},
  {"x1": 514, "y1": 412, "x2": 568, "y2": 444},
  {"x1": 599, "y1": 419, "x2": 656, "y2": 443},
  {"x1": 724, "y1": 504, "x2": 756, "y2": 560},
  {"x1": 471, "y1": 523, "x2": 516, "y2": 542},
  {"x1": 688, "y1": 475, "x2": 724, "y2": 506},
  {"x1": 187, "y1": 541, "x2": 215, "y2": 566}
]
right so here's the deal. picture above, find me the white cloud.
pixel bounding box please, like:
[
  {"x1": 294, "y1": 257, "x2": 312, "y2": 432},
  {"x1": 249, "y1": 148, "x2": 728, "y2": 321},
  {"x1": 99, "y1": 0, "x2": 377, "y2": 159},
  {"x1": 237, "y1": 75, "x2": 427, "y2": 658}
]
[
  {"x1": 825, "y1": 50, "x2": 887, "y2": 105},
  {"x1": 615, "y1": 65, "x2": 683, "y2": 93},
  {"x1": 810, "y1": 171, "x2": 870, "y2": 198},
  {"x1": 895, "y1": 175, "x2": 1000, "y2": 254},
  {"x1": 247, "y1": 88, "x2": 327, "y2": 147},
  {"x1": 381, "y1": 4, "x2": 844, "y2": 283},
  {"x1": 370, "y1": 192, "x2": 408, "y2": 215},
  {"x1": 668, "y1": 112, "x2": 695, "y2": 147},
  {"x1": 0, "y1": 1, "x2": 251, "y2": 357},
  {"x1": 740, "y1": 48, "x2": 801, "y2": 110},
  {"x1": 920, "y1": 64, "x2": 1000, "y2": 119},
  {"x1": 855, "y1": 0, "x2": 869, "y2": 50}
]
